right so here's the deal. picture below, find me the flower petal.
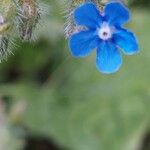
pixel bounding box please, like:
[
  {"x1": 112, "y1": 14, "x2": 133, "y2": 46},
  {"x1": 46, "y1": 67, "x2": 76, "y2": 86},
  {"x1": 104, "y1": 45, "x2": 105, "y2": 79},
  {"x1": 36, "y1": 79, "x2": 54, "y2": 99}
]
[
  {"x1": 69, "y1": 30, "x2": 99, "y2": 57},
  {"x1": 104, "y1": 2, "x2": 130, "y2": 26},
  {"x1": 96, "y1": 41, "x2": 122, "y2": 74},
  {"x1": 74, "y1": 2, "x2": 102, "y2": 29},
  {"x1": 113, "y1": 28, "x2": 139, "y2": 55}
]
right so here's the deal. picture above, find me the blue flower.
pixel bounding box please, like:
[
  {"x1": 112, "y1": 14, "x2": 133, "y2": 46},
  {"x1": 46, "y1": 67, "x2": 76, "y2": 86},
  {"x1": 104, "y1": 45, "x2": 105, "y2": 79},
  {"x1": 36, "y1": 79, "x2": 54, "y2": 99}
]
[{"x1": 69, "y1": 2, "x2": 139, "y2": 74}]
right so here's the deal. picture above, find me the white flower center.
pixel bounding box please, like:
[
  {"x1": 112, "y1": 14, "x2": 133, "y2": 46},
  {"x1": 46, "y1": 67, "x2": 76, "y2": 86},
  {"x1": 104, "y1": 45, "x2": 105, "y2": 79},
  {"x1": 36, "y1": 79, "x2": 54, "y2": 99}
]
[{"x1": 97, "y1": 22, "x2": 112, "y2": 40}]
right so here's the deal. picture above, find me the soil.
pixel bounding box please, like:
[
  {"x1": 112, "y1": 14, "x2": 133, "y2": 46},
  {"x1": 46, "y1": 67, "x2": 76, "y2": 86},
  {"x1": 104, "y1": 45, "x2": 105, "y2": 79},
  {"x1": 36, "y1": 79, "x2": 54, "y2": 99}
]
[{"x1": 24, "y1": 136, "x2": 63, "y2": 150}]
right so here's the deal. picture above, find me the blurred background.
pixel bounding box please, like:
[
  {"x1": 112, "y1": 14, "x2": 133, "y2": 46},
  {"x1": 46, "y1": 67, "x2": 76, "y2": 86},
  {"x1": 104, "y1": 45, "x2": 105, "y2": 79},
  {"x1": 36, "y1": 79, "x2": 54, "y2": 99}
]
[{"x1": 0, "y1": 0, "x2": 150, "y2": 150}]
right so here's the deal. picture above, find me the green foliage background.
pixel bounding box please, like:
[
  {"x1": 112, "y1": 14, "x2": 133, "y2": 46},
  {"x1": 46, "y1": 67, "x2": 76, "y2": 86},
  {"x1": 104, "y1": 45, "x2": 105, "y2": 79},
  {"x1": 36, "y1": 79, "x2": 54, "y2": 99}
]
[{"x1": 0, "y1": 0, "x2": 149, "y2": 150}]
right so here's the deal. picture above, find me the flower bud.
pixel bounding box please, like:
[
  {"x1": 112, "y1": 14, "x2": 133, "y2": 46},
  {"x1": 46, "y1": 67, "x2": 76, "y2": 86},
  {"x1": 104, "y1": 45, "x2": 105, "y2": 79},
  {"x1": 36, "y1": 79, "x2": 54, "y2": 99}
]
[
  {"x1": 18, "y1": 0, "x2": 40, "y2": 41},
  {"x1": 0, "y1": 0, "x2": 16, "y2": 61}
]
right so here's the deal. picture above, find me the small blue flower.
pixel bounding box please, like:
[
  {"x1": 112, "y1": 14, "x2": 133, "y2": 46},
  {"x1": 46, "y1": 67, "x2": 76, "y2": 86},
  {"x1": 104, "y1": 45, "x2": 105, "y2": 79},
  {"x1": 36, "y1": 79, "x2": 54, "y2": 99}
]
[{"x1": 69, "y1": 2, "x2": 139, "y2": 74}]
